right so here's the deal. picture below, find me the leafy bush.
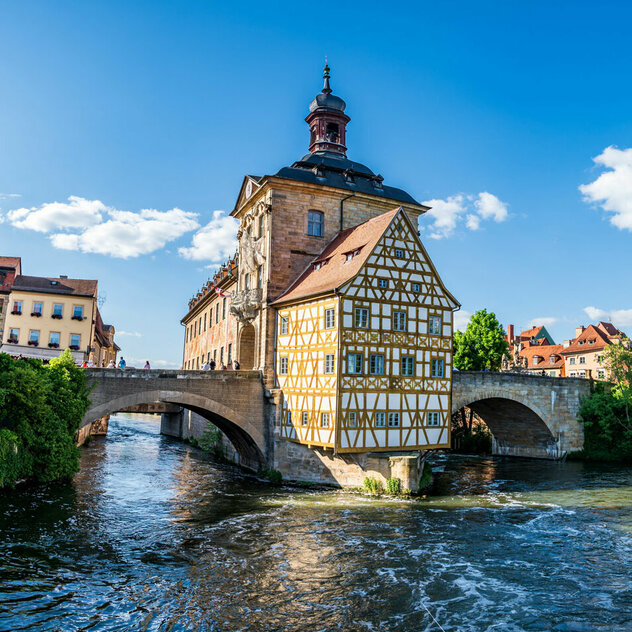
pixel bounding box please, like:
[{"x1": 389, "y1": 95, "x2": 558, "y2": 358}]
[
  {"x1": 363, "y1": 476, "x2": 383, "y2": 495},
  {"x1": 418, "y1": 462, "x2": 433, "y2": 493},
  {"x1": 0, "y1": 350, "x2": 90, "y2": 487},
  {"x1": 385, "y1": 477, "x2": 401, "y2": 494},
  {"x1": 198, "y1": 424, "x2": 224, "y2": 458},
  {"x1": 0, "y1": 429, "x2": 31, "y2": 487},
  {"x1": 579, "y1": 382, "x2": 632, "y2": 463},
  {"x1": 259, "y1": 467, "x2": 283, "y2": 484},
  {"x1": 453, "y1": 424, "x2": 493, "y2": 454}
]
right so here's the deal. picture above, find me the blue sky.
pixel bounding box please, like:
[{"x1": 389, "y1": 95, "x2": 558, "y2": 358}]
[{"x1": 1, "y1": 1, "x2": 631, "y2": 366}]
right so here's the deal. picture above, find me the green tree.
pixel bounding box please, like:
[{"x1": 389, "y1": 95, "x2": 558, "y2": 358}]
[
  {"x1": 453, "y1": 309, "x2": 509, "y2": 372},
  {"x1": 603, "y1": 341, "x2": 632, "y2": 426}
]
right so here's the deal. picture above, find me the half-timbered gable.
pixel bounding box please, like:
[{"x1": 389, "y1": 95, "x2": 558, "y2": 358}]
[{"x1": 273, "y1": 207, "x2": 459, "y2": 453}]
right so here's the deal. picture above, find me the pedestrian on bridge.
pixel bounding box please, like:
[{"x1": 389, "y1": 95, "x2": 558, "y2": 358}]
[
  {"x1": 144, "y1": 361, "x2": 151, "y2": 370},
  {"x1": 202, "y1": 360, "x2": 211, "y2": 370},
  {"x1": 118, "y1": 357, "x2": 126, "y2": 370},
  {"x1": 210, "y1": 359, "x2": 216, "y2": 370},
  {"x1": 233, "y1": 360, "x2": 240, "y2": 370}
]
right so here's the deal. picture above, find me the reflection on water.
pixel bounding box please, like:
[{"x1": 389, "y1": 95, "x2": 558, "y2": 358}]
[{"x1": 1, "y1": 413, "x2": 631, "y2": 632}]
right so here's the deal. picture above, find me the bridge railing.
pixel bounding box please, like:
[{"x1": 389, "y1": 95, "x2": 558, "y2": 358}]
[{"x1": 84, "y1": 368, "x2": 264, "y2": 379}]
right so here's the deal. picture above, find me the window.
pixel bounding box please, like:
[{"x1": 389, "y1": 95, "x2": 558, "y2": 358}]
[
  {"x1": 28, "y1": 330, "x2": 39, "y2": 344},
  {"x1": 427, "y1": 412, "x2": 440, "y2": 427},
  {"x1": 394, "y1": 248, "x2": 404, "y2": 258},
  {"x1": 73, "y1": 305, "x2": 84, "y2": 319},
  {"x1": 324, "y1": 353, "x2": 335, "y2": 374},
  {"x1": 257, "y1": 265, "x2": 263, "y2": 288},
  {"x1": 348, "y1": 412, "x2": 357, "y2": 428},
  {"x1": 222, "y1": 297, "x2": 227, "y2": 319},
  {"x1": 70, "y1": 333, "x2": 81, "y2": 349},
  {"x1": 258, "y1": 214, "x2": 264, "y2": 238},
  {"x1": 597, "y1": 354, "x2": 604, "y2": 363},
  {"x1": 570, "y1": 371, "x2": 577, "y2": 377},
  {"x1": 579, "y1": 357, "x2": 586, "y2": 365},
  {"x1": 597, "y1": 369, "x2": 605, "y2": 379},
  {"x1": 244, "y1": 273, "x2": 250, "y2": 290},
  {"x1": 280, "y1": 316, "x2": 289, "y2": 335},
  {"x1": 321, "y1": 412, "x2": 330, "y2": 428},
  {"x1": 569, "y1": 357, "x2": 576, "y2": 365},
  {"x1": 203, "y1": 313, "x2": 207, "y2": 331},
  {"x1": 301, "y1": 412, "x2": 308, "y2": 427},
  {"x1": 428, "y1": 315, "x2": 442, "y2": 335},
  {"x1": 393, "y1": 311, "x2": 407, "y2": 332},
  {"x1": 49, "y1": 332, "x2": 60, "y2": 346},
  {"x1": 287, "y1": 410, "x2": 292, "y2": 425},
  {"x1": 199, "y1": 317, "x2": 202, "y2": 333},
  {"x1": 326, "y1": 122, "x2": 339, "y2": 142},
  {"x1": 388, "y1": 412, "x2": 400, "y2": 427},
  {"x1": 370, "y1": 354, "x2": 385, "y2": 375},
  {"x1": 354, "y1": 307, "x2": 369, "y2": 329},
  {"x1": 347, "y1": 353, "x2": 363, "y2": 374},
  {"x1": 215, "y1": 304, "x2": 219, "y2": 324},
  {"x1": 8, "y1": 328, "x2": 19, "y2": 342},
  {"x1": 533, "y1": 357, "x2": 540, "y2": 366},
  {"x1": 228, "y1": 343, "x2": 232, "y2": 364},
  {"x1": 588, "y1": 339, "x2": 595, "y2": 345},
  {"x1": 550, "y1": 355, "x2": 557, "y2": 364},
  {"x1": 412, "y1": 283, "x2": 420, "y2": 293},
  {"x1": 401, "y1": 356, "x2": 415, "y2": 376},
  {"x1": 431, "y1": 358, "x2": 444, "y2": 378},
  {"x1": 220, "y1": 347, "x2": 224, "y2": 364},
  {"x1": 53, "y1": 303, "x2": 63, "y2": 317},
  {"x1": 279, "y1": 357, "x2": 289, "y2": 374},
  {"x1": 378, "y1": 278, "x2": 388, "y2": 289},
  {"x1": 12, "y1": 300, "x2": 22, "y2": 314},
  {"x1": 375, "y1": 412, "x2": 386, "y2": 428},
  {"x1": 32, "y1": 302, "x2": 43, "y2": 315},
  {"x1": 579, "y1": 370, "x2": 586, "y2": 378},
  {"x1": 307, "y1": 210, "x2": 324, "y2": 237},
  {"x1": 324, "y1": 308, "x2": 335, "y2": 329}
]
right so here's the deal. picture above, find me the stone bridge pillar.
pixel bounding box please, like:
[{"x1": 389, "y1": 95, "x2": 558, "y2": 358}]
[{"x1": 160, "y1": 410, "x2": 184, "y2": 438}]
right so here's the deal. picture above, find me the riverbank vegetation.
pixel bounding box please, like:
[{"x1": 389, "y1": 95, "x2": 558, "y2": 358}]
[
  {"x1": 577, "y1": 344, "x2": 632, "y2": 463},
  {"x1": 0, "y1": 350, "x2": 90, "y2": 488}
]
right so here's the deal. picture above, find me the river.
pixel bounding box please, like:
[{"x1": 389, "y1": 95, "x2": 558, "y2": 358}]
[{"x1": 1, "y1": 414, "x2": 631, "y2": 632}]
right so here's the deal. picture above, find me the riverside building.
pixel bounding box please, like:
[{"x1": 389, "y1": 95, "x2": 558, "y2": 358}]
[{"x1": 181, "y1": 66, "x2": 459, "y2": 454}]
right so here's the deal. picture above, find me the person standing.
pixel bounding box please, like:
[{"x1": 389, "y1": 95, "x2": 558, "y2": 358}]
[
  {"x1": 209, "y1": 359, "x2": 216, "y2": 371},
  {"x1": 144, "y1": 361, "x2": 151, "y2": 370},
  {"x1": 202, "y1": 360, "x2": 211, "y2": 370},
  {"x1": 233, "y1": 360, "x2": 240, "y2": 370},
  {"x1": 118, "y1": 357, "x2": 126, "y2": 370}
]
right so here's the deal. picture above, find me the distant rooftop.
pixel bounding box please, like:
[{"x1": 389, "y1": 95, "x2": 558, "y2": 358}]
[{"x1": 12, "y1": 275, "x2": 98, "y2": 298}]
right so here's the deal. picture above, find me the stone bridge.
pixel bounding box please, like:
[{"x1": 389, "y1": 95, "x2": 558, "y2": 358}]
[
  {"x1": 83, "y1": 369, "x2": 270, "y2": 471},
  {"x1": 83, "y1": 369, "x2": 593, "y2": 472},
  {"x1": 453, "y1": 371, "x2": 592, "y2": 459}
]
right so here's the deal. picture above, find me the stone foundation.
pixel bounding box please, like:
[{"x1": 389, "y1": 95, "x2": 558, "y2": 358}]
[
  {"x1": 75, "y1": 415, "x2": 109, "y2": 446},
  {"x1": 176, "y1": 409, "x2": 240, "y2": 464}
]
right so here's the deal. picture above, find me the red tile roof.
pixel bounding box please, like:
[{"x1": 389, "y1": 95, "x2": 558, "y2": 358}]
[
  {"x1": 12, "y1": 275, "x2": 97, "y2": 298},
  {"x1": 520, "y1": 325, "x2": 545, "y2": 339},
  {"x1": 520, "y1": 344, "x2": 565, "y2": 370},
  {"x1": 561, "y1": 324, "x2": 611, "y2": 354},
  {"x1": 271, "y1": 208, "x2": 400, "y2": 305}
]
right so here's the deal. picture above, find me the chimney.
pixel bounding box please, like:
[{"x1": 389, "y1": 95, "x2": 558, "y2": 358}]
[
  {"x1": 60, "y1": 275, "x2": 68, "y2": 279},
  {"x1": 564, "y1": 339, "x2": 570, "y2": 348},
  {"x1": 508, "y1": 324, "x2": 514, "y2": 342},
  {"x1": 575, "y1": 326, "x2": 585, "y2": 337}
]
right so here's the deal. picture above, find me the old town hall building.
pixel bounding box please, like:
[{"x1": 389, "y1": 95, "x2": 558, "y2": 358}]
[{"x1": 182, "y1": 66, "x2": 459, "y2": 455}]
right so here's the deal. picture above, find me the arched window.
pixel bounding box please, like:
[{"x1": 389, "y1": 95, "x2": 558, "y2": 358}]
[
  {"x1": 307, "y1": 210, "x2": 324, "y2": 237},
  {"x1": 326, "y1": 122, "x2": 339, "y2": 143}
]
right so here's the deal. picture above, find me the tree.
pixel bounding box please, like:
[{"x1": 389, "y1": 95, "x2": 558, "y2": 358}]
[
  {"x1": 603, "y1": 341, "x2": 632, "y2": 426},
  {"x1": 453, "y1": 309, "x2": 510, "y2": 372}
]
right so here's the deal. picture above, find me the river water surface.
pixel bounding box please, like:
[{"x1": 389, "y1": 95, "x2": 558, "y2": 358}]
[{"x1": 1, "y1": 414, "x2": 631, "y2": 632}]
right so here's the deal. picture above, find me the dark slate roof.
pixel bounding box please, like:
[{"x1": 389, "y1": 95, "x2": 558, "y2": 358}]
[
  {"x1": 12, "y1": 275, "x2": 98, "y2": 297},
  {"x1": 273, "y1": 151, "x2": 423, "y2": 207}
]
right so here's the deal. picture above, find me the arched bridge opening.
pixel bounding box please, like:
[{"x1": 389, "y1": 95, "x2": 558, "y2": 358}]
[{"x1": 82, "y1": 370, "x2": 270, "y2": 472}]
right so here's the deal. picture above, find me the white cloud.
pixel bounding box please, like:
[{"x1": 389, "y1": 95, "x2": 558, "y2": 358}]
[
  {"x1": 421, "y1": 192, "x2": 509, "y2": 239},
  {"x1": 584, "y1": 306, "x2": 632, "y2": 328},
  {"x1": 454, "y1": 309, "x2": 471, "y2": 331},
  {"x1": 178, "y1": 210, "x2": 238, "y2": 263},
  {"x1": 579, "y1": 146, "x2": 632, "y2": 231},
  {"x1": 117, "y1": 331, "x2": 143, "y2": 337},
  {"x1": 528, "y1": 317, "x2": 558, "y2": 327},
  {"x1": 4, "y1": 195, "x2": 200, "y2": 259},
  {"x1": 7, "y1": 196, "x2": 106, "y2": 233},
  {"x1": 0, "y1": 193, "x2": 21, "y2": 200}
]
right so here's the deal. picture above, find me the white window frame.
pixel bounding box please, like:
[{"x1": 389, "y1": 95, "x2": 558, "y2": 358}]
[
  {"x1": 401, "y1": 356, "x2": 415, "y2": 376},
  {"x1": 375, "y1": 412, "x2": 386, "y2": 428},
  {"x1": 388, "y1": 412, "x2": 400, "y2": 427},
  {"x1": 307, "y1": 210, "x2": 324, "y2": 237},
  {"x1": 73, "y1": 304, "x2": 84, "y2": 319},
  {"x1": 569, "y1": 357, "x2": 576, "y2": 365},
  {"x1": 324, "y1": 354, "x2": 335, "y2": 374},
  {"x1": 320, "y1": 412, "x2": 330, "y2": 428},
  {"x1": 579, "y1": 356, "x2": 586, "y2": 365},
  {"x1": 8, "y1": 328, "x2": 19, "y2": 342},
  {"x1": 70, "y1": 333, "x2": 81, "y2": 348},
  {"x1": 279, "y1": 316, "x2": 289, "y2": 335},
  {"x1": 279, "y1": 356, "x2": 289, "y2": 375},
  {"x1": 32, "y1": 301, "x2": 43, "y2": 315},
  {"x1": 301, "y1": 412, "x2": 308, "y2": 427},
  {"x1": 49, "y1": 331, "x2": 61, "y2": 345},
  {"x1": 427, "y1": 411, "x2": 441, "y2": 427},
  {"x1": 324, "y1": 308, "x2": 335, "y2": 329}
]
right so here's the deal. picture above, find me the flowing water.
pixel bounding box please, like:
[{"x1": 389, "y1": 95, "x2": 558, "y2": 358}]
[{"x1": 1, "y1": 414, "x2": 631, "y2": 632}]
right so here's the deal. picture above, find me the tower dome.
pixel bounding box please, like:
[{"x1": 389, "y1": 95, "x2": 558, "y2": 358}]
[{"x1": 305, "y1": 65, "x2": 350, "y2": 156}]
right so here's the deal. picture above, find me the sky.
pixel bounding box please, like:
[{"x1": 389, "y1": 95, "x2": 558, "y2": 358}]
[{"x1": 1, "y1": 1, "x2": 631, "y2": 367}]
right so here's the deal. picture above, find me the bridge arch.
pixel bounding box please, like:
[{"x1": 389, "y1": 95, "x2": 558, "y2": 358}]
[{"x1": 83, "y1": 388, "x2": 266, "y2": 471}]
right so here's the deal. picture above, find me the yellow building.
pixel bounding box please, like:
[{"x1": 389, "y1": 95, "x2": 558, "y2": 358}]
[
  {"x1": 272, "y1": 208, "x2": 459, "y2": 452},
  {"x1": 0, "y1": 274, "x2": 116, "y2": 364}
]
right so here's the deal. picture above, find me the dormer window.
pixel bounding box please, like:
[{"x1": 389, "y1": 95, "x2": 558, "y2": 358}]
[
  {"x1": 344, "y1": 248, "x2": 362, "y2": 263},
  {"x1": 533, "y1": 356, "x2": 540, "y2": 365},
  {"x1": 578, "y1": 340, "x2": 584, "y2": 345},
  {"x1": 313, "y1": 258, "x2": 330, "y2": 271},
  {"x1": 51, "y1": 280, "x2": 59, "y2": 285},
  {"x1": 588, "y1": 339, "x2": 595, "y2": 345},
  {"x1": 550, "y1": 355, "x2": 557, "y2": 364}
]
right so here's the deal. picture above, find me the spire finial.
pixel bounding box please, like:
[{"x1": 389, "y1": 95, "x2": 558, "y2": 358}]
[{"x1": 322, "y1": 61, "x2": 332, "y2": 94}]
